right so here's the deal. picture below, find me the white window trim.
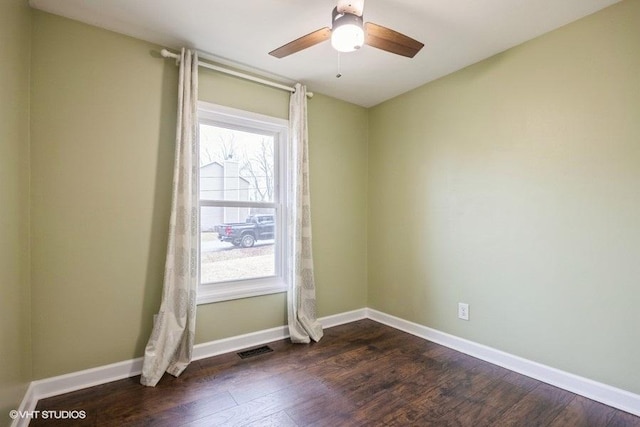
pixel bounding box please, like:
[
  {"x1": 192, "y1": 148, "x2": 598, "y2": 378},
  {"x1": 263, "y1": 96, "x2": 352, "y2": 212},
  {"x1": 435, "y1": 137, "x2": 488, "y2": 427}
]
[{"x1": 197, "y1": 101, "x2": 289, "y2": 305}]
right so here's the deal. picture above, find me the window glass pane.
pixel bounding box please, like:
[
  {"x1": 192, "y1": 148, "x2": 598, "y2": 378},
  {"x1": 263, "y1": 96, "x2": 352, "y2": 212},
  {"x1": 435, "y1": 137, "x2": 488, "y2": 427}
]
[
  {"x1": 201, "y1": 207, "x2": 276, "y2": 284},
  {"x1": 200, "y1": 124, "x2": 275, "y2": 203}
]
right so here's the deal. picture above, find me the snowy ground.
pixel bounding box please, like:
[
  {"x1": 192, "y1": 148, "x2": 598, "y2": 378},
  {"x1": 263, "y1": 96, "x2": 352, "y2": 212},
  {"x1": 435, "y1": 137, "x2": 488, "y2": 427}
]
[{"x1": 200, "y1": 233, "x2": 274, "y2": 283}]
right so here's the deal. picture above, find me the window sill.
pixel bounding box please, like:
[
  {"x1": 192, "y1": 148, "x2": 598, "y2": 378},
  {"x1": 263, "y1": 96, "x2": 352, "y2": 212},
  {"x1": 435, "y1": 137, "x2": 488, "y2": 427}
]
[{"x1": 197, "y1": 277, "x2": 287, "y2": 305}]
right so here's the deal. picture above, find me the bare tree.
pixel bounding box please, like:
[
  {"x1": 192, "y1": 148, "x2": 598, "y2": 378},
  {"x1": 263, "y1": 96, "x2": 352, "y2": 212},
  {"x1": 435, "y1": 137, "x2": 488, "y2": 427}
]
[
  {"x1": 200, "y1": 133, "x2": 238, "y2": 166},
  {"x1": 201, "y1": 146, "x2": 215, "y2": 165},
  {"x1": 240, "y1": 138, "x2": 274, "y2": 202},
  {"x1": 217, "y1": 134, "x2": 237, "y2": 161},
  {"x1": 200, "y1": 128, "x2": 274, "y2": 202}
]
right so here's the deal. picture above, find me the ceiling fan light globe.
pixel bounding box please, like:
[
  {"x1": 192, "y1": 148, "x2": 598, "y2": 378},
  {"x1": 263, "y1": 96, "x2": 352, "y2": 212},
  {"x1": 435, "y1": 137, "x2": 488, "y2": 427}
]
[{"x1": 331, "y1": 24, "x2": 365, "y2": 53}]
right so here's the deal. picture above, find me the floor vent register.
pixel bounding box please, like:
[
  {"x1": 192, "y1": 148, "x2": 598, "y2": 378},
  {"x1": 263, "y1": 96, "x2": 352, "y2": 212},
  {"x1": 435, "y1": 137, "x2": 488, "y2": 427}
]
[{"x1": 237, "y1": 345, "x2": 274, "y2": 359}]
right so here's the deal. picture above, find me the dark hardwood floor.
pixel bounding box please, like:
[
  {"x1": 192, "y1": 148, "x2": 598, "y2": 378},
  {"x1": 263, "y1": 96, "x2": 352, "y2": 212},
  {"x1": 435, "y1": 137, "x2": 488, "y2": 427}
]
[{"x1": 33, "y1": 320, "x2": 640, "y2": 426}]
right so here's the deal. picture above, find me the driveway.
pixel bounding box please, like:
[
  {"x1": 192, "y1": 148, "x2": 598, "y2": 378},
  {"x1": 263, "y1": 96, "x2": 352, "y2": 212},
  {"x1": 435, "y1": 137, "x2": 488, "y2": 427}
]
[{"x1": 201, "y1": 237, "x2": 274, "y2": 253}]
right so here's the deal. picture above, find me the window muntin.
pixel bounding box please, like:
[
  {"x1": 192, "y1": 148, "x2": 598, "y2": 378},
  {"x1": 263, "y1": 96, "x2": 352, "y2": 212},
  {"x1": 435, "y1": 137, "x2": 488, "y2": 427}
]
[{"x1": 197, "y1": 102, "x2": 288, "y2": 304}]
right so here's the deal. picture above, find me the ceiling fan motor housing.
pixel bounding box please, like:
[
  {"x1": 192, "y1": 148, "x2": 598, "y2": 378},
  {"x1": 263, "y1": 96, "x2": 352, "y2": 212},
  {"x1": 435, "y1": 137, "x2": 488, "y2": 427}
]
[
  {"x1": 331, "y1": 7, "x2": 365, "y2": 52},
  {"x1": 336, "y1": 0, "x2": 365, "y2": 16}
]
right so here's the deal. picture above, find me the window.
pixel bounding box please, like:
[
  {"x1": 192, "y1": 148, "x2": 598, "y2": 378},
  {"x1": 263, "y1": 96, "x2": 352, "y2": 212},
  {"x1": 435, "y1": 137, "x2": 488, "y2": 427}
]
[{"x1": 197, "y1": 102, "x2": 289, "y2": 304}]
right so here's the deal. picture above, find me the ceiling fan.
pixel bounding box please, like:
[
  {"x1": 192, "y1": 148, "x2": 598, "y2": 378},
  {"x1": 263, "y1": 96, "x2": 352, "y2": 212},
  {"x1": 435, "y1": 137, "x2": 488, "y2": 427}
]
[{"x1": 269, "y1": 0, "x2": 424, "y2": 59}]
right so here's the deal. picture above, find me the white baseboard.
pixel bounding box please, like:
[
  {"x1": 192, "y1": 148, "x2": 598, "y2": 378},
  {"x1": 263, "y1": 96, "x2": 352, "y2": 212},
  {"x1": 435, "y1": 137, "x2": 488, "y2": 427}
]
[
  {"x1": 192, "y1": 325, "x2": 289, "y2": 362},
  {"x1": 10, "y1": 383, "x2": 37, "y2": 427},
  {"x1": 366, "y1": 308, "x2": 640, "y2": 417},
  {"x1": 192, "y1": 308, "x2": 366, "y2": 361},
  {"x1": 11, "y1": 357, "x2": 146, "y2": 427},
  {"x1": 10, "y1": 308, "x2": 367, "y2": 427},
  {"x1": 318, "y1": 308, "x2": 368, "y2": 328},
  {"x1": 11, "y1": 307, "x2": 639, "y2": 426}
]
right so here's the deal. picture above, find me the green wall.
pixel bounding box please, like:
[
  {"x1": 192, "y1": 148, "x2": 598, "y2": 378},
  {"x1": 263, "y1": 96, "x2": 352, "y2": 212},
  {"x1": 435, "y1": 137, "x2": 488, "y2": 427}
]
[
  {"x1": 368, "y1": 0, "x2": 640, "y2": 394},
  {"x1": 6, "y1": 0, "x2": 639, "y2": 411},
  {"x1": 0, "y1": 0, "x2": 32, "y2": 423},
  {"x1": 308, "y1": 94, "x2": 369, "y2": 316},
  {"x1": 29, "y1": 11, "x2": 368, "y2": 379}
]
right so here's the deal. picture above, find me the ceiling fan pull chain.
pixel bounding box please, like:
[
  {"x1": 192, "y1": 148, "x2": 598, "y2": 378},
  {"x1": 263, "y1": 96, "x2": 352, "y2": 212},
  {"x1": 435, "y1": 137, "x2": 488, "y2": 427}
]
[{"x1": 336, "y1": 53, "x2": 342, "y2": 78}]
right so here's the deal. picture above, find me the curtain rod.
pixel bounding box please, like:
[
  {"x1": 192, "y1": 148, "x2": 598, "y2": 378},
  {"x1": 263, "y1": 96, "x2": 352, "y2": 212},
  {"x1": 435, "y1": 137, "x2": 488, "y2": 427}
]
[{"x1": 160, "y1": 49, "x2": 313, "y2": 98}]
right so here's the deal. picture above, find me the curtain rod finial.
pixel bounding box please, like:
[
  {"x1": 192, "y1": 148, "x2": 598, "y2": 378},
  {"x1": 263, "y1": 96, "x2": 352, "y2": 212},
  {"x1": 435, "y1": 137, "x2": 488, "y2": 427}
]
[{"x1": 161, "y1": 49, "x2": 180, "y2": 65}]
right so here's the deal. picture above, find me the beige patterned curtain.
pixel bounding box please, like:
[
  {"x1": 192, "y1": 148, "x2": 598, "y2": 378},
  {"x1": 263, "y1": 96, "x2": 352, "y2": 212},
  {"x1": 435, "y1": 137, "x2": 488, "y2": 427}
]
[
  {"x1": 141, "y1": 48, "x2": 199, "y2": 386},
  {"x1": 287, "y1": 83, "x2": 323, "y2": 343}
]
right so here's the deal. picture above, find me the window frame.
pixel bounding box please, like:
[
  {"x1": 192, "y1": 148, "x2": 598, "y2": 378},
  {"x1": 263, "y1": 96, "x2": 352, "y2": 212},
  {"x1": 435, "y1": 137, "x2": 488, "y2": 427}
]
[{"x1": 197, "y1": 101, "x2": 289, "y2": 305}]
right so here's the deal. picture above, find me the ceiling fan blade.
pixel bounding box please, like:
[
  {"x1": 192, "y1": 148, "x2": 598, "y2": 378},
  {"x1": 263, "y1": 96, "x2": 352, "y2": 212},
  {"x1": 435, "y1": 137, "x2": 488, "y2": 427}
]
[
  {"x1": 269, "y1": 27, "x2": 332, "y2": 58},
  {"x1": 364, "y1": 22, "x2": 424, "y2": 58}
]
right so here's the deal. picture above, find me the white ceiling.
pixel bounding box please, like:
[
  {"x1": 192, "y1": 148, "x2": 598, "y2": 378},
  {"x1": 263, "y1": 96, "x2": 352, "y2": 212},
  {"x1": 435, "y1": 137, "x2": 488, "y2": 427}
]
[{"x1": 29, "y1": 0, "x2": 620, "y2": 107}]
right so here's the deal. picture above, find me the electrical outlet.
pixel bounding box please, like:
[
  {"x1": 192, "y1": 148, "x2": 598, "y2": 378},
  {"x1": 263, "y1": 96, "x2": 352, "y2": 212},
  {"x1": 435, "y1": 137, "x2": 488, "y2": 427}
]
[{"x1": 458, "y1": 303, "x2": 469, "y2": 321}]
